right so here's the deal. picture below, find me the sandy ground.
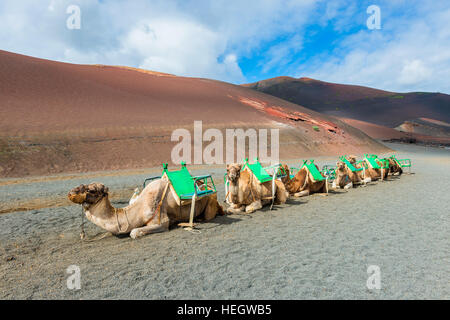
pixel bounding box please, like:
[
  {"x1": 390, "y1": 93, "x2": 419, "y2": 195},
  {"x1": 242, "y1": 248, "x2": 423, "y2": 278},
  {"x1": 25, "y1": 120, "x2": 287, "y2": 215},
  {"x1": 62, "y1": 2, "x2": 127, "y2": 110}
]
[{"x1": 0, "y1": 142, "x2": 449, "y2": 299}]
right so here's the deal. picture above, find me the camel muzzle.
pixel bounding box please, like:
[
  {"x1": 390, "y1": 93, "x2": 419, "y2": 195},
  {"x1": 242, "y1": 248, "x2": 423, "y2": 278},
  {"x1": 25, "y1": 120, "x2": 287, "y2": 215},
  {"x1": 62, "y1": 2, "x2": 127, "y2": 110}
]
[{"x1": 68, "y1": 192, "x2": 86, "y2": 204}]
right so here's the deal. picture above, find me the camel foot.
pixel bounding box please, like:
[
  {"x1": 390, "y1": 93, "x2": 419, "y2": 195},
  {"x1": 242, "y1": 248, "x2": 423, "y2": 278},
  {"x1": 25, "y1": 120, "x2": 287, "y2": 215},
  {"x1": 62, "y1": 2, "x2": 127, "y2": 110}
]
[
  {"x1": 130, "y1": 224, "x2": 168, "y2": 239},
  {"x1": 293, "y1": 191, "x2": 309, "y2": 197},
  {"x1": 344, "y1": 182, "x2": 353, "y2": 190},
  {"x1": 227, "y1": 207, "x2": 244, "y2": 215},
  {"x1": 245, "y1": 200, "x2": 263, "y2": 214}
]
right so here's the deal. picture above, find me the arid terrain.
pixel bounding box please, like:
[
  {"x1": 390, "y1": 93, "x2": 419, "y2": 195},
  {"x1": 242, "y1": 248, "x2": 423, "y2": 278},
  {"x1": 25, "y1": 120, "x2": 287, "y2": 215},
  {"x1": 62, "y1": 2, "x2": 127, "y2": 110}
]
[
  {"x1": 0, "y1": 142, "x2": 448, "y2": 299},
  {"x1": 0, "y1": 50, "x2": 388, "y2": 178},
  {"x1": 244, "y1": 77, "x2": 450, "y2": 145}
]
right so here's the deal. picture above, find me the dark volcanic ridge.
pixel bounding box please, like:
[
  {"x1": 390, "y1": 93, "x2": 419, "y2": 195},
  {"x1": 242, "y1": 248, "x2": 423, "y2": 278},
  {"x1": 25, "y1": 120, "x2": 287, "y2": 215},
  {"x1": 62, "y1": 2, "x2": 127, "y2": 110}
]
[{"x1": 244, "y1": 77, "x2": 450, "y2": 129}]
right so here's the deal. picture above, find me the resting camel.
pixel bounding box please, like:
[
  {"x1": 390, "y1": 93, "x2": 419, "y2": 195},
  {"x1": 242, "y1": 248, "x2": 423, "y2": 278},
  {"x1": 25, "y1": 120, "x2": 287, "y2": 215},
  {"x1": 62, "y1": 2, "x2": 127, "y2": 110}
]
[
  {"x1": 68, "y1": 181, "x2": 224, "y2": 239},
  {"x1": 332, "y1": 161, "x2": 354, "y2": 189},
  {"x1": 225, "y1": 164, "x2": 289, "y2": 214},
  {"x1": 281, "y1": 164, "x2": 328, "y2": 197},
  {"x1": 336, "y1": 156, "x2": 373, "y2": 187},
  {"x1": 360, "y1": 157, "x2": 389, "y2": 181},
  {"x1": 386, "y1": 157, "x2": 403, "y2": 176}
]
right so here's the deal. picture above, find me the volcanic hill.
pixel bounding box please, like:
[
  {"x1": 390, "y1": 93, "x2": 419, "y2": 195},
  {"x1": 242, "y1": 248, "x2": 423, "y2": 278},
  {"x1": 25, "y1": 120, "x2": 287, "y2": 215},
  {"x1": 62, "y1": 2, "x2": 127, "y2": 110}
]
[{"x1": 0, "y1": 51, "x2": 388, "y2": 178}]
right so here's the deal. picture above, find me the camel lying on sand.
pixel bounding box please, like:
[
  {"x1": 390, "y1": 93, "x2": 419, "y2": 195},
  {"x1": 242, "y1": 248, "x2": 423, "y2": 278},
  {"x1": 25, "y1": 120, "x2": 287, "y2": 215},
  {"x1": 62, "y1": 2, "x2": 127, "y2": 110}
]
[
  {"x1": 387, "y1": 157, "x2": 403, "y2": 176},
  {"x1": 68, "y1": 181, "x2": 224, "y2": 239},
  {"x1": 225, "y1": 164, "x2": 288, "y2": 214},
  {"x1": 281, "y1": 164, "x2": 328, "y2": 197},
  {"x1": 335, "y1": 156, "x2": 372, "y2": 188},
  {"x1": 360, "y1": 156, "x2": 389, "y2": 181},
  {"x1": 332, "y1": 161, "x2": 354, "y2": 189}
]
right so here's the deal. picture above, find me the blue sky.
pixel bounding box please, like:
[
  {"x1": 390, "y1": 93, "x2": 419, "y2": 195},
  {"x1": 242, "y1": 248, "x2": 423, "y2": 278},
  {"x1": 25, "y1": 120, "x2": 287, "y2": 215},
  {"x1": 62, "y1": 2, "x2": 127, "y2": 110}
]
[{"x1": 1, "y1": 0, "x2": 449, "y2": 93}]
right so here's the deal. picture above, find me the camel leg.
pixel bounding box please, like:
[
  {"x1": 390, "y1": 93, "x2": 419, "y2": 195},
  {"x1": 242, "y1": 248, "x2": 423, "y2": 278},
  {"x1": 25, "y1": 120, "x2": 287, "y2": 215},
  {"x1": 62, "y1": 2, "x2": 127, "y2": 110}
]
[
  {"x1": 245, "y1": 200, "x2": 263, "y2": 214},
  {"x1": 293, "y1": 190, "x2": 309, "y2": 197},
  {"x1": 203, "y1": 198, "x2": 223, "y2": 221},
  {"x1": 274, "y1": 181, "x2": 289, "y2": 204},
  {"x1": 344, "y1": 182, "x2": 353, "y2": 190},
  {"x1": 130, "y1": 223, "x2": 169, "y2": 239},
  {"x1": 227, "y1": 203, "x2": 245, "y2": 215}
]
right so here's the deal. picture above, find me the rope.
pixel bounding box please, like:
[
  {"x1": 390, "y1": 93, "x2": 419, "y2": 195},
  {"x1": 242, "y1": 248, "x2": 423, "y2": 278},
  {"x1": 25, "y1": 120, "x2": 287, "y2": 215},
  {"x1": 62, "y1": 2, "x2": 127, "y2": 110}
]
[
  {"x1": 60, "y1": 206, "x2": 112, "y2": 242},
  {"x1": 248, "y1": 172, "x2": 256, "y2": 202},
  {"x1": 143, "y1": 181, "x2": 170, "y2": 225},
  {"x1": 115, "y1": 207, "x2": 130, "y2": 234}
]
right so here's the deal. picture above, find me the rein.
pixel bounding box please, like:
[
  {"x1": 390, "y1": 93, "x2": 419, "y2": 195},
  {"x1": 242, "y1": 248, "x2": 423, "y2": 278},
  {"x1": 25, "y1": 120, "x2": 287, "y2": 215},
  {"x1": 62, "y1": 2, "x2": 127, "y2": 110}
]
[{"x1": 76, "y1": 206, "x2": 111, "y2": 242}]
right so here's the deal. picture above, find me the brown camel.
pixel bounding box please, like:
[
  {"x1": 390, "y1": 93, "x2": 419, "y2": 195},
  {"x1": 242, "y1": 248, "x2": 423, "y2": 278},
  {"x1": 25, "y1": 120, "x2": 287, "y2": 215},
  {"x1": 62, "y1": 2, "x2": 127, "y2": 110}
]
[
  {"x1": 225, "y1": 164, "x2": 289, "y2": 214},
  {"x1": 387, "y1": 157, "x2": 403, "y2": 176},
  {"x1": 361, "y1": 157, "x2": 389, "y2": 181},
  {"x1": 281, "y1": 164, "x2": 328, "y2": 197},
  {"x1": 68, "y1": 181, "x2": 224, "y2": 239},
  {"x1": 338, "y1": 156, "x2": 373, "y2": 187},
  {"x1": 332, "y1": 161, "x2": 353, "y2": 189}
]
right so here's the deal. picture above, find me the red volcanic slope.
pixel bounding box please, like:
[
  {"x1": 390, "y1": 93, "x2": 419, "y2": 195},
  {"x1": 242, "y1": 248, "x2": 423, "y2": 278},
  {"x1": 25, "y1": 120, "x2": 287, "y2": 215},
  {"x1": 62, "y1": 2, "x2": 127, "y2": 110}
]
[
  {"x1": 0, "y1": 50, "x2": 388, "y2": 178},
  {"x1": 244, "y1": 77, "x2": 450, "y2": 128}
]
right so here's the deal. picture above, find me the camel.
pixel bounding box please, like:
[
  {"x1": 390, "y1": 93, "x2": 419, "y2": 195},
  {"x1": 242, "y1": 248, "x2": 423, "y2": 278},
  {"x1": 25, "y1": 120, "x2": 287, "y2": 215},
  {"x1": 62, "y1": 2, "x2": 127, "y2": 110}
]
[
  {"x1": 225, "y1": 164, "x2": 289, "y2": 214},
  {"x1": 338, "y1": 156, "x2": 372, "y2": 187},
  {"x1": 332, "y1": 161, "x2": 353, "y2": 189},
  {"x1": 386, "y1": 157, "x2": 403, "y2": 176},
  {"x1": 281, "y1": 163, "x2": 328, "y2": 197},
  {"x1": 360, "y1": 156, "x2": 389, "y2": 181},
  {"x1": 68, "y1": 181, "x2": 224, "y2": 239}
]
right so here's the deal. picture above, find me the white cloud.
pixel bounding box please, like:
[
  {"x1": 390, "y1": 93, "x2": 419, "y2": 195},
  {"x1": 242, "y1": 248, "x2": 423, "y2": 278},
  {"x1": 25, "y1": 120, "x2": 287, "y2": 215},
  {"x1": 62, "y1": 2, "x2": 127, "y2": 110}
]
[
  {"x1": 398, "y1": 59, "x2": 432, "y2": 85},
  {"x1": 0, "y1": 0, "x2": 316, "y2": 83},
  {"x1": 0, "y1": 0, "x2": 448, "y2": 93},
  {"x1": 296, "y1": 2, "x2": 450, "y2": 93}
]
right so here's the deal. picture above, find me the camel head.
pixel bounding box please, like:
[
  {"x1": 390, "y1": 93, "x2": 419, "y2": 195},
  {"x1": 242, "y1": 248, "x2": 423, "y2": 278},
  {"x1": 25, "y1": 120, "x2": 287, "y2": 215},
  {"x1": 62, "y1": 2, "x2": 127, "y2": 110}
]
[
  {"x1": 226, "y1": 164, "x2": 242, "y2": 183},
  {"x1": 346, "y1": 155, "x2": 357, "y2": 164},
  {"x1": 387, "y1": 158, "x2": 398, "y2": 173},
  {"x1": 281, "y1": 164, "x2": 291, "y2": 184},
  {"x1": 282, "y1": 164, "x2": 290, "y2": 176},
  {"x1": 68, "y1": 183, "x2": 109, "y2": 206},
  {"x1": 334, "y1": 161, "x2": 349, "y2": 187}
]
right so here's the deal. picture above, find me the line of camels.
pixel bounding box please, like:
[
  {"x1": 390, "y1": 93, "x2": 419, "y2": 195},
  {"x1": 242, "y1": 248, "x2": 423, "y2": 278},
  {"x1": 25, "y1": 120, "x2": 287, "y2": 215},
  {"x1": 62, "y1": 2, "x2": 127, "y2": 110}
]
[{"x1": 68, "y1": 154, "x2": 407, "y2": 239}]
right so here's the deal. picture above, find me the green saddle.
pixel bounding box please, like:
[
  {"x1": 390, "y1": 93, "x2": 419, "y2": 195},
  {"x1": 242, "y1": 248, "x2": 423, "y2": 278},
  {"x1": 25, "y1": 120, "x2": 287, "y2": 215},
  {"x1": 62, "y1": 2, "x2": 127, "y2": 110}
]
[
  {"x1": 301, "y1": 160, "x2": 326, "y2": 182},
  {"x1": 321, "y1": 165, "x2": 336, "y2": 180},
  {"x1": 363, "y1": 154, "x2": 389, "y2": 169},
  {"x1": 162, "y1": 162, "x2": 216, "y2": 200},
  {"x1": 339, "y1": 156, "x2": 363, "y2": 172},
  {"x1": 390, "y1": 155, "x2": 412, "y2": 168},
  {"x1": 242, "y1": 158, "x2": 273, "y2": 183}
]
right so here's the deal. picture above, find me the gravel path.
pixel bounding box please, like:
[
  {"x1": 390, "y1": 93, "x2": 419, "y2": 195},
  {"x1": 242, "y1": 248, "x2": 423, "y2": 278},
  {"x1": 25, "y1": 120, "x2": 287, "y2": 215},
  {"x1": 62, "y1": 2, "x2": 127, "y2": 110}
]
[{"x1": 0, "y1": 143, "x2": 449, "y2": 299}]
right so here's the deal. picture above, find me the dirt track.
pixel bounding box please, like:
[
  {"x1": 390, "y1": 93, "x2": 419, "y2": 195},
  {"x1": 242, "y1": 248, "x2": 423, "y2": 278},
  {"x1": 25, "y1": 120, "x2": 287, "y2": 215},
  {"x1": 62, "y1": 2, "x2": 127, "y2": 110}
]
[{"x1": 0, "y1": 142, "x2": 449, "y2": 299}]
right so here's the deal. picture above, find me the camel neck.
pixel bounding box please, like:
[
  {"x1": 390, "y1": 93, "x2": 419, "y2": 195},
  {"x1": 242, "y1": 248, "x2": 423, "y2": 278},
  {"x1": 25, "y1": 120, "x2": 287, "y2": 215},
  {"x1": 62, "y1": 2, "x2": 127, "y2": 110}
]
[{"x1": 88, "y1": 196, "x2": 117, "y2": 219}]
